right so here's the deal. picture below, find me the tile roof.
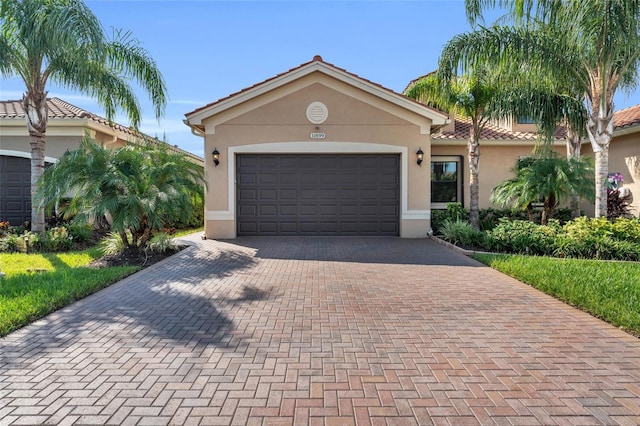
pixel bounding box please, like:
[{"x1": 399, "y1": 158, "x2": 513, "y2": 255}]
[
  {"x1": 434, "y1": 104, "x2": 640, "y2": 142},
  {"x1": 614, "y1": 104, "x2": 640, "y2": 130},
  {"x1": 0, "y1": 97, "x2": 137, "y2": 136},
  {"x1": 185, "y1": 55, "x2": 446, "y2": 120},
  {"x1": 435, "y1": 117, "x2": 567, "y2": 141},
  {"x1": 0, "y1": 98, "x2": 203, "y2": 162}
]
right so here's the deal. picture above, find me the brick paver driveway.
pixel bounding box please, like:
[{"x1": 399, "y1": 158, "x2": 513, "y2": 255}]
[{"x1": 2, "y1": 236, "x2": 640, "y2": 425}]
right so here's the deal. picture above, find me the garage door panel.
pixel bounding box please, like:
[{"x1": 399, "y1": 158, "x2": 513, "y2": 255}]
[
  {"x1": 299, "y1": 204, "x2": 318, "y2": 215},
  {"x1": 258, "y1": 189, "x2": 278, "y2": 200},
  {"x1": 237, "y1": 154, "x2": 399, "y2": 236},
  {"x1": 280, "y1": 205, "x2": 298, "y2": 215},
  {"x1": 280, "y1": 189, "x2": 297, "y2": 199}
]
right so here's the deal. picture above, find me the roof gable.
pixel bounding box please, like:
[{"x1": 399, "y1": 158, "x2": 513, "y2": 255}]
[{"x1": 184, "y1": 56, "x2": 449, "y2": 134}]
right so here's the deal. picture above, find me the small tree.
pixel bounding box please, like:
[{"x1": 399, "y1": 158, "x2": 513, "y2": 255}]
[
  {"x1": 491, "y1": 153, "x2": 594, "y2": 225},
  {"x1": 37, "y1": 138, "x2": 204, "y2": 248},
  {"x1": 0, "y1": 0, "x2": 167, "y2": 233}
]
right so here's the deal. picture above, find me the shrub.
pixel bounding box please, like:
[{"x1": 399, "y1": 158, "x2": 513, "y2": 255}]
[
  {"x1": 431, "y1": 203, "x2": 469, "y2": 233},
  {"x1": 145, "y1": 232, "x2": 178, "y2": 253},
  {"x1": 67, "y1": 222, "x2": 93, "y2": 243},
  {"x1": 0, "y1": 234, "x2": 23, "y2": 252},
  {"x1": 486, "y1": 219, "x2": 557, "y2": 255},
  {"x1": 99, "y1": 232, "x2": 127, "y2": 256},
  {"x1": 438, "y1": 219, "x2": 488, "y2": 248},
  {"x1": 41, "y1": 226, "x2": 73, "y2": 252},
  {"x1": 554, "y1": 217, "x2": 640, "y2": 260}
]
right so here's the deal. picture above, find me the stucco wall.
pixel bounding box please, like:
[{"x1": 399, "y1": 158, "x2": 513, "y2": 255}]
[
  {"x1": 201, "y1": 77, "x2": 435, "y2": 238},
  {"x1": 1, "y1": 135, "x2": 84, "y2": 160},
  {"x1": 432, "y1": 142, "x2": 566, "y2": 210}
]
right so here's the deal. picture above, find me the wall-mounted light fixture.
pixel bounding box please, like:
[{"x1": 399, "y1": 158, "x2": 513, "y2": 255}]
[
  {"x1": 212, "y1": 148, "x2": 220, "y2": 167},
  {"x1": 416, "y1": 148, "x2": 424, "y2": 166}
]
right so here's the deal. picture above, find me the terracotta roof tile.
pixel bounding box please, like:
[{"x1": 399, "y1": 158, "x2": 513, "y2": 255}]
[
  {"x1": 434, "y1": 116, "x2": 566, "y2": 141},
  {"x1": 0, "y1": 98, "x2": 203, "y2": 162},
  {"x1": 614, "y1": 104, "x2": 640, "y2": 130},
  {"x1": 0, "y1": 97, "x2": 138, "y2": 135}
]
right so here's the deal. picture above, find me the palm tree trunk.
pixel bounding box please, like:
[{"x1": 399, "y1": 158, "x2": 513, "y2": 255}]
[
  {"x1": 566, "y1": 127, "x2": 582, "y2": 218},
  {"x1": 23, "y1": 92, "x2": 48, "y2": 234},
  {"x1": 468, "y1": 128, "x2": 480, "y2": 230},
  {"x1": 594, "y1": 149, "x2": 609, "y2": 218},
  {"x1": 587, "y1": 106, "x2": 614, "y2": 218}
]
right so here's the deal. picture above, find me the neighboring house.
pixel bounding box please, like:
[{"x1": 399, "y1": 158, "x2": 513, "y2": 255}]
[
  {"x1": 185, "y1": 56, "x2": 638, "y2": 239},
  {"x1": 582, "y1": 104, "x2": 640, "y2": 217},
  {"x1": 0, "y1": 97, "x2": 204, "y2": 226}
]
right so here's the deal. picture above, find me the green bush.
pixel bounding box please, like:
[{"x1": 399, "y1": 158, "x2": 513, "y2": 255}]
[
  {"x1": 431, "y1": 203, "x2": 469, "y2": 233},
  {"x1": 554, "y1": 217, "x2": 640, "y2": 260},
  {"x1": 486, "y1": 219, "x2": 557, "y2": 255},
  {"x1": 99, "y1": 232, "x2": 127, "y2": 256},
  {"x1": 439, "y1": 219, "x2": 488, "y2": 248},
  {"x1": 145, "y1": 232, "x2": 178, "y2": 253},
  {"x1": 41, "y1": 226, "x2": 73, "y2": 252},
  {"x1": 0, "y1": 234, "x2": 23, "y2": 252},
  {"x1": 67, "y1": 222, "x2": 93, "y2": 243}
]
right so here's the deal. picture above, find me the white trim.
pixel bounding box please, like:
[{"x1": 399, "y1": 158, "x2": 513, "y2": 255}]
[
  {"x1": 209, "y1": 142, "x2": 431, "y2": 235},
  {"x1": 0, "y1": 149, "x2": 57, "y2": 163},
  {"x1": 205, "y1": 210, "x2": 234, "y2": 221},
  {"x1": 402, "y1": 210, "x2": 431, "y2": 220}
]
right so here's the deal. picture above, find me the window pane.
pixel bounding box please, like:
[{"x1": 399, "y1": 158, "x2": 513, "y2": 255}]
[{"x1": 431, "y1": 161, "x2": 458, "y2": 203}]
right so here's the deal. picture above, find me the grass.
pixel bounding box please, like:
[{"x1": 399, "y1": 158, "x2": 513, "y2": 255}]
[
  {"x1": 475, "y1": 253, "x2": 640, "y2": 336},
  {"x1": 173, "y1": 226, "x2": 203, "y2": 238},
  {"x1": 0, "y1": 227, "x2": 204, "y2": 337},
  {"x1": 0, "y1": 248, "x2": 139, "y2": 337}
]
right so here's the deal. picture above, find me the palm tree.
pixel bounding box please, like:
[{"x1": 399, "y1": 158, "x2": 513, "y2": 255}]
[
  {"x1": 38, "y1": 138, "x2": 204, "y2": 248},
  {"x1": 0, "y1": 0, "x2": 167, "y2": 233},
  {"x1": 443, "y1": 0, "x2": 640, "y2": 218},
  {"x1": 491, "y1": 153, "x2": 595, "y2": 225},
  {"x1": 405, "y1": 69, "x2": 585, "y2": 229},
  {"x1": 405, "y1": 69, "x2": 500, "y2": 229}
]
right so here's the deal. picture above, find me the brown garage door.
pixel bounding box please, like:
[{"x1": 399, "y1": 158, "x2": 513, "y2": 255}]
[
  {"x1": 0, "y1": 156, "x2": 31, "y2": 226},
  {"x1": 236, "y1": 154, "x2": 400, "y2": 236}
]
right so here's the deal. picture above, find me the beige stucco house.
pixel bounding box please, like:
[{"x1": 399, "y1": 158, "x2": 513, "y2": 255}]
[
  {"x1": 185, "y1": 56, "x2": 639, "y2": 239},
  {"x1": 0, "y1": 97, "x2": 204, "y2": 226}
]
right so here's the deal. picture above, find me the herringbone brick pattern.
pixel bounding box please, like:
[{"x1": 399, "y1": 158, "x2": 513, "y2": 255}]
[{"x1": 1, "y1": 236, "x2": 639, "y2": 425}]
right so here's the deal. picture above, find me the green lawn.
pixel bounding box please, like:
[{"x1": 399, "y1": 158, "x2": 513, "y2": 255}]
[
  {"x1": 0, "y1": 248, "x2": 138, "y2": 337},
  {"x1": 475, "y1": 253, "x2": 640, "y2": 336},
  {"x1": 0, "y1": 227, "x2": 204, "y2": 337}
]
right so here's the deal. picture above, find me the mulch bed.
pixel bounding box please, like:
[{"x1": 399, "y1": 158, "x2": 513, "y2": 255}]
[{"x1": 87, "y1": 245, "x2": 187, "y2": 269}]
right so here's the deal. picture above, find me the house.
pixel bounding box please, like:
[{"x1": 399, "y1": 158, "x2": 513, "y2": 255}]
[
  {"x1": 0, "y1": 97, "x2": 204, "y2": 226},
  {"x1": 185, "y1": 56, "x2": 637, "y2": 239}
]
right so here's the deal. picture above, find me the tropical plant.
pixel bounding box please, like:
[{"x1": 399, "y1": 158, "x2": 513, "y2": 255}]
[
  {"x1": 491, "y1": 153, "x2": 594, "y2": 225},
  {"x1": 37, "y1": 138, "x2": 204, "y2": 249},
  {"x1": 447, "y1": 0, "x2": 640, "y2": 218},
  {"x1": 405, "y1": 69, "x2": 500, "y2": 230},
  {"x1": 0, "y1": 0, "x2": 167, "y2": 233},
  {"x1": 405, "y1": 65, "x2": 585, "y2": 230}
]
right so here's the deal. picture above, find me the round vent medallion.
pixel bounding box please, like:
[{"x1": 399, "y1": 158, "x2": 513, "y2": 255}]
[{"x1": 306, "y1": 102, "x2": 328, "y2": 124}]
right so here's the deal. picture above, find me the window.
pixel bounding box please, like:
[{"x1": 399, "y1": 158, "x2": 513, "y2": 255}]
[
  {"x1": 431, "y1": 156, "x2": 463, "y2": 209},
  {"x1": 516, "y1": 116, "x2": 535, "y2": 124}
]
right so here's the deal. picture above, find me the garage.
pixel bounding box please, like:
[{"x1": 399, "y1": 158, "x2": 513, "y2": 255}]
[
  {"x1": 236, "y1": 154, "x2": 400, "y2": 236},
  {"x1": 0, "y1": 156, "x2": 31, "y2": 226}
]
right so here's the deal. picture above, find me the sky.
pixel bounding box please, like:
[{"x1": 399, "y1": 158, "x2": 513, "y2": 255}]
[{"x1": 1, "y1": 0, "x2": 639, "y2": 158}]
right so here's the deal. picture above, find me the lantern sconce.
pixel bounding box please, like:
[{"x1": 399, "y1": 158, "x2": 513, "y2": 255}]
[
  {"x1": 416, "y1": 148, "x2": 424, "y2": 166},
  {"x1": 212, "y1": 148, "x2": 220, "y2": 167}
]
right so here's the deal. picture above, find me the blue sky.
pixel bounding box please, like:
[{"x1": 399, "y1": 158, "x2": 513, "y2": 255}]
[{"x1": 2, "y1": 0, "x2": 639, "y2": 158}]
